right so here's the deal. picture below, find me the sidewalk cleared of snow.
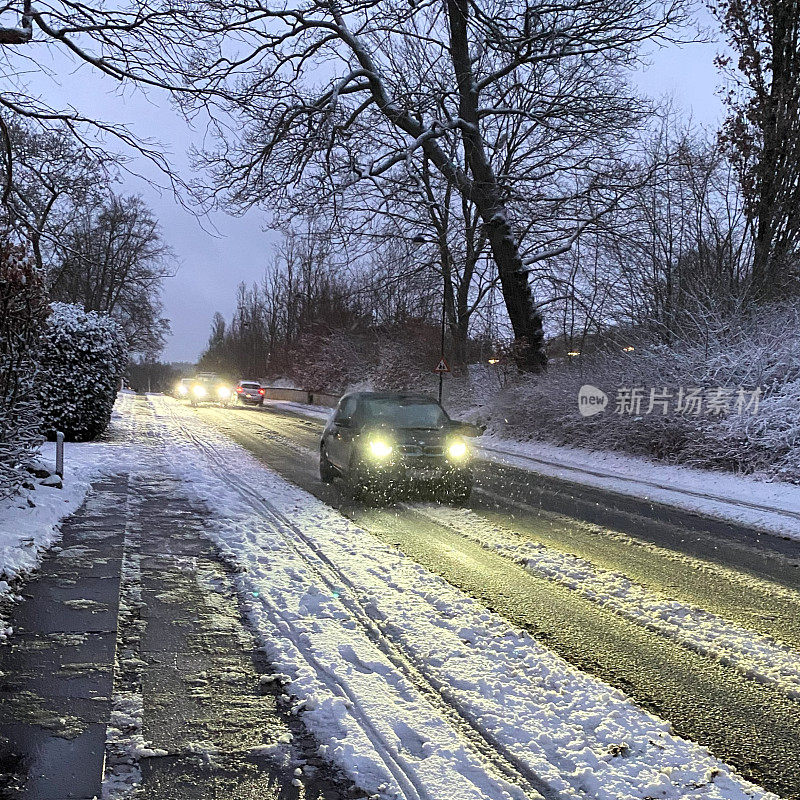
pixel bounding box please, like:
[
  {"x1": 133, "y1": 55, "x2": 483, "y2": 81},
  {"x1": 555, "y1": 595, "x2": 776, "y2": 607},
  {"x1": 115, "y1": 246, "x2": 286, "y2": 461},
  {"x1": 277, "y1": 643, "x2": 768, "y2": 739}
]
[{"x1": 143, "y1": 395, "x2": 781, "y2": 800}]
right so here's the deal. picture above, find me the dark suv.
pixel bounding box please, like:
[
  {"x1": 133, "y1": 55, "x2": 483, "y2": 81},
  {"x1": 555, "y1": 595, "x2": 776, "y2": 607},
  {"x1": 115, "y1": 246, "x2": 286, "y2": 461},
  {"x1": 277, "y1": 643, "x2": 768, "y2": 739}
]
[{"x1": 319, "y1": 392, "x2": 480, "y2": 502}]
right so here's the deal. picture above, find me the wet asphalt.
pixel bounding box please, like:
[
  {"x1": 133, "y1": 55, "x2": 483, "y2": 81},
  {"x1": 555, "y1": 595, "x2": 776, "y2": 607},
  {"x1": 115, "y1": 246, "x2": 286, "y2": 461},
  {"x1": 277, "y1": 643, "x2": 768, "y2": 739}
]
[
  {"x1": 0, "y1": 476, "x2": 127, "y2": 800},
  {"x1": 193, "y1": 401, "x2": 800, "y2": 800},
  {"x1": 0, "y1": 469, "x2": 363, "y2": 799}
]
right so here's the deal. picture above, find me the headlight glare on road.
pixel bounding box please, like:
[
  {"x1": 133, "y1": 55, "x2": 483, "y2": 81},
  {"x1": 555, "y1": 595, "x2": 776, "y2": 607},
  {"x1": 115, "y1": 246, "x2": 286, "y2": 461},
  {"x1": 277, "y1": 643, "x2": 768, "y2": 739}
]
[
  {"x1": 447, "y1": 440, "x2": 468, "y2": 460},
  {"x1": 192, "y1": 384, "x2": 206, "y2": 398},
  {"x1": 368, "y1": 439, "x2": 393, "y2": 459},
  {"x1": 217, "y1": 386, "x2": 231, "y2": 398}
]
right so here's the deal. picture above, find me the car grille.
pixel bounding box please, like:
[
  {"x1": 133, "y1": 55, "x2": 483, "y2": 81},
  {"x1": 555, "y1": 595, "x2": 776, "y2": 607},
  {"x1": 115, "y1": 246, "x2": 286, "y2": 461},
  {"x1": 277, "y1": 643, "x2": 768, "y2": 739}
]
[{"x1": 398, "y1": 444, "x2": 444, "y2": 457}]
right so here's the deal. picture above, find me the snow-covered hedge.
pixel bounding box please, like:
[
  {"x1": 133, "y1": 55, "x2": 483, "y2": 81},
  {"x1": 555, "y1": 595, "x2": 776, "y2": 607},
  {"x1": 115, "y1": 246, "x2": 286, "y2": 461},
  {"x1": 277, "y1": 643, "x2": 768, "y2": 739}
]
[
  {"x1": 37, "y1": 303, "x2": 127, "y2": 441},
  {"x1": 450, "y1": 303, "x2": 800, "y2": 483},
  {"x1": 0, "y1": 238, "x2": 49, "y2": 498}
]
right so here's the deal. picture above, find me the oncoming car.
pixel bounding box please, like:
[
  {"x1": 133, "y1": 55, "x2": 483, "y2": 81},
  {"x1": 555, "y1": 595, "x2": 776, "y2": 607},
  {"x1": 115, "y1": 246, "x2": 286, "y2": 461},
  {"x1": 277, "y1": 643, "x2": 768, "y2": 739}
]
[
  {"x1": 177, "y1": 373, "x2": 234, "y2": 407},
  {"x1": 319, "y1": 392, "x2": 481, "y2": 503},
  {"x1": 175, "y1": 378, "x2": 193, "y2": 398}
]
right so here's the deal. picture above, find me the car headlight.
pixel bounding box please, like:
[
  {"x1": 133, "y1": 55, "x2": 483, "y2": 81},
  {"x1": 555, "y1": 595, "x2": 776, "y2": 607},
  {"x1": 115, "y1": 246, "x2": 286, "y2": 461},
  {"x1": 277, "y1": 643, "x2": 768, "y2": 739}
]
[
  {"x1": 368, "y1": 439, "x2": 393, "y2": 459},
  {"x1": 217, "y1": 386, "x2": 231, "y2": 398},
  {"x1": 192, "y1": 385, "x2": 206, "y2": 397},
  {"x1": 177, "y1": 384, "x2": 188, "y2": 395},
  {"x1": 447, "y1": 440, "x2": 468, "y2": 460}
]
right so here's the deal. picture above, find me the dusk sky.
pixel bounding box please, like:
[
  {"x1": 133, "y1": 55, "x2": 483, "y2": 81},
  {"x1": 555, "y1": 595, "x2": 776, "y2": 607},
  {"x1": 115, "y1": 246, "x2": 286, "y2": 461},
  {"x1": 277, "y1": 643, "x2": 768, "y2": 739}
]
[{"x1": 30, "y1": 11, "x2": 727, "y2": 363}]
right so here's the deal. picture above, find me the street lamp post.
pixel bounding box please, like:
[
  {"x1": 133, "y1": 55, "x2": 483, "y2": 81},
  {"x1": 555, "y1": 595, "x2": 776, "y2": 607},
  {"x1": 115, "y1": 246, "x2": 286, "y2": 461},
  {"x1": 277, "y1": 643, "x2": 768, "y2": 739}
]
[
  {"x1": 437, "y1": 276, "x2": 446, "y2": 405},
  {"x1": 412, "y1": 233, "x2": 447, "y2": 404}
]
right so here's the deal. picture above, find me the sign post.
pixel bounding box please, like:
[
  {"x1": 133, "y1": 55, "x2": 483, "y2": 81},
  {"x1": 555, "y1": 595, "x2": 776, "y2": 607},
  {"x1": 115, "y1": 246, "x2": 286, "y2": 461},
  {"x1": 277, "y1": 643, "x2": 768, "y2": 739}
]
[
  {"x1": 55, "y1": 431, "x2": 64, "y2": 479},
  {"x1": 433, "y1": 358, "x2": 450, "y2": 404}
]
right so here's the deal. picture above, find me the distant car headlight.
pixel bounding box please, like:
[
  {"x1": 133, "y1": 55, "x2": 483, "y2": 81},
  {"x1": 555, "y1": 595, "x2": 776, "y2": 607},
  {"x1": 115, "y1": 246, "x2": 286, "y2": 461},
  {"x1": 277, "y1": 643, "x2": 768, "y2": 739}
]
[
  {"x1": 368, "y1": 439, "x2": 393, "y2": 459},
  {"x1": 177, "y1": 384, "x2": 188, "y2": 396},
  {"x1": 217, "y1": 386, "x2": 231, "y2": 398},
  {"x1": 447, "y1": 440, "x2": 468, "y2": 460},
  {"x1": 192, "y1": 385, "x2": 207, "y2": 397}
]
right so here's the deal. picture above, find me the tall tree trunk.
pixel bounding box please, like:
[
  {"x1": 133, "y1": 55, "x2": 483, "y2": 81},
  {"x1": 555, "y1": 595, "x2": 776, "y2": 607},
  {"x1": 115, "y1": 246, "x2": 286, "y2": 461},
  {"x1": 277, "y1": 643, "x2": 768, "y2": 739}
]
[{"x1": 446, "y1": 0, "x2": 547, "y2": 371}]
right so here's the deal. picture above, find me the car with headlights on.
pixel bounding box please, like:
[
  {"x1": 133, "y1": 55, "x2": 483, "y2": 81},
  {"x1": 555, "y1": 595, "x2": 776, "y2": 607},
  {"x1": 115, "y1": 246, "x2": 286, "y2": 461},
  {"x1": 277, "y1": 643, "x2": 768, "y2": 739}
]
[
  {"x1": 175, "y1": 378, "x2": 193, "y2": 399},
  {"x1": 319, "y1": 392, "x2": 480, "y2": 503},
  {"x1": 179, "y1": 373, "x2": 233, "y2": 407}
]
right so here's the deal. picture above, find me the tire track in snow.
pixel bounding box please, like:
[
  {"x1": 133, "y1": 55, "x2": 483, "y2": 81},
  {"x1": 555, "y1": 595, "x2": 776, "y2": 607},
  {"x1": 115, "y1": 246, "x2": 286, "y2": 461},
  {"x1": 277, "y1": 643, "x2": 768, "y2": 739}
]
[
  {"x1": 407, "y1": 503, "x2": 800, "y2": 699},
  {"x1": 148, "y1": 398, "x2": 551, "y2": 800}
]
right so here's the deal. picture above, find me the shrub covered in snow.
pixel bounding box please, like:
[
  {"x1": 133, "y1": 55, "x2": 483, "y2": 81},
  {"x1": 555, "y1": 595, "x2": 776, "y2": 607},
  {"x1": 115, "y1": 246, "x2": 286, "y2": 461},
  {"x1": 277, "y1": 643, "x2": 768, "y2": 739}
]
[
  {"x1": 37, "y1": 303, "x2": 127, "y2": 441},
  {"x1": 450, "y1": 303, "x2": 800, "y2": 483},
  {"x1": 0, "y1": 237, "x2": 49, "y2": 498}
]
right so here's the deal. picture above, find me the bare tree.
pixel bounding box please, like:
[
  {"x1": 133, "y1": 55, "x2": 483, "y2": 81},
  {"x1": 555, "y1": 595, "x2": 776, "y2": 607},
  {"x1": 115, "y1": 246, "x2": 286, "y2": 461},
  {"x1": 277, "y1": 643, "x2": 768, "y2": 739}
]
[
  {"x1": 713, "y1": 0, "x2": 800, "y2": 298},
  {"x1": 531, "y1": 121, "x2": 753, "y2": 352},
  {"x1": 175, "y1": 0, "x2": 692, "y2": 370},
  {"x1": 0, "y1": 118, "x2": 115, "y2": 271},
  {"x1": 49, "y1": 194, "x2": 175, "y2": 357}
]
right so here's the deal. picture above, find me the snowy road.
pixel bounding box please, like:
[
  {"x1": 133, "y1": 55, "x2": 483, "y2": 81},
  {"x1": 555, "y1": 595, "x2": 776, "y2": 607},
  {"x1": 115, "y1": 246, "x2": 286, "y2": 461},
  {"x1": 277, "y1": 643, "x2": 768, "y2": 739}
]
[{"x1": 130, "y1": 395, "x2": 800, "y2": 800}]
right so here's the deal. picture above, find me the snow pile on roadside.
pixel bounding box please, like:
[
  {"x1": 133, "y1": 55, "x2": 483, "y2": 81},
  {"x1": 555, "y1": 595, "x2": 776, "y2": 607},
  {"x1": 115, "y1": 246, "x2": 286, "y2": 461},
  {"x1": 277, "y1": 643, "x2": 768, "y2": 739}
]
[
  {"x1": 145, "y1": 395, "x2": 780, "y2": 800},
  {"x1": 262, "y1": 399, "x2": 333, "y2": 421},
  {"x1": 413, "y1": 503, "x2": 800, "y2": 698},
  {"x1": 0, "y1": 393, "x2": 135, "y2": 640},
  {"x1": 476, "y1": 436, "x2": 800, "y2": 540}
]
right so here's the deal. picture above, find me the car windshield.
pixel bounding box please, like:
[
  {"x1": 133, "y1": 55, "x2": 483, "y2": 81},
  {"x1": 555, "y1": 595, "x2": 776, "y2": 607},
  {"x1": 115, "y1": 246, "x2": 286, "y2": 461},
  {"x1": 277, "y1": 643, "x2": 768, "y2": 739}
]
[
  {"x1": 240, "y1": 382, "x2": 260, "y2": 389},
  {"x1": 360, "y1": 398, "x2": 449, "y2": 429}
]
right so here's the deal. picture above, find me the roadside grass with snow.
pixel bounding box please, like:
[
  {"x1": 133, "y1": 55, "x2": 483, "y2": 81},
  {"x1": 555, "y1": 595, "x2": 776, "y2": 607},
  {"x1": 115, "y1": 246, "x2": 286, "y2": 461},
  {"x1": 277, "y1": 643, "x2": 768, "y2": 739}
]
[{"x1": 144, "y1": 395, "x2": 781, "y2": 800}]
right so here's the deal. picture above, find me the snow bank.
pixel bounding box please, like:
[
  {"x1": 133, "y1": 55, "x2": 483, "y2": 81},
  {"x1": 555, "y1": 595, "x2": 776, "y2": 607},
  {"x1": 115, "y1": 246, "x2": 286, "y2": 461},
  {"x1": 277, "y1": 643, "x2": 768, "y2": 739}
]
[
  {"x1": 476, "y1": 437, "x2": 800, "y2": 541},
  {"x1": 262, "y1": 399, "x2": 333, "y2": 421}
]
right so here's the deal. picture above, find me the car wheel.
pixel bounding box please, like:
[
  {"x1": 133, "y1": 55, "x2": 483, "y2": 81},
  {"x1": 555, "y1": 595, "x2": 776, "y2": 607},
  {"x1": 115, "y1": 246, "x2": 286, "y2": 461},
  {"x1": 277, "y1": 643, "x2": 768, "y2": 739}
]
[{"x1": 319, "y1": 448, "x2": 337, "y2": 483}]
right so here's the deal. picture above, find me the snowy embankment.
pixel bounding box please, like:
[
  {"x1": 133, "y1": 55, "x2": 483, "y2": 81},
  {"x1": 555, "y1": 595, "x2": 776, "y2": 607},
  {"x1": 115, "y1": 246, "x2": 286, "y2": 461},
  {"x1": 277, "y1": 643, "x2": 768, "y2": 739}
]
[
  {"x1": 143, "y1": 395, "x2": 780, "y2": 800},
  {"x1": 266, "y1": 396, "x2": 800, "y2": 541},
  {"x1": 476, "y1": 437, "x2": 800, "y2": 541},
  {"x1": 262, "y1": 399, "x2": 333, "y2": 421},
  {"x1": 0, "y1": 393, "x2": 135, "y2": 640}
]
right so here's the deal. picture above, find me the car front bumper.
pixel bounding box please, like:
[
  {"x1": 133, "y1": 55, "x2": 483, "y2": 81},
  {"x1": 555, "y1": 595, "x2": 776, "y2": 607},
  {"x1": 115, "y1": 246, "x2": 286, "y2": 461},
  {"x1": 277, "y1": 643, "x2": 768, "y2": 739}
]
[{"x1": 358, "y1": 456, "x2": 471, "y2": 485}]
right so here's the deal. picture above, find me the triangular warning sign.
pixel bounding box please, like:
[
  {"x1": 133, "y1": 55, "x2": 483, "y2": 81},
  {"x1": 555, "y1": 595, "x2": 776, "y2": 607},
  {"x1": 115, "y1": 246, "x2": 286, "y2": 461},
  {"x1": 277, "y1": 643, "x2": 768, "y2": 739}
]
[{"x1": 434, "y1": 358, "x2": 451, "y2": 373}]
